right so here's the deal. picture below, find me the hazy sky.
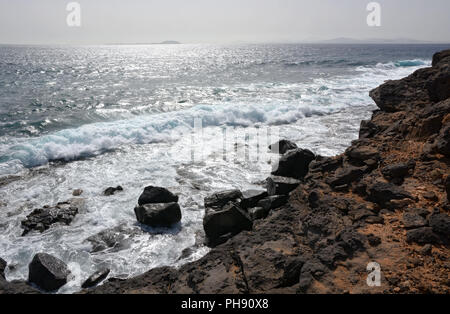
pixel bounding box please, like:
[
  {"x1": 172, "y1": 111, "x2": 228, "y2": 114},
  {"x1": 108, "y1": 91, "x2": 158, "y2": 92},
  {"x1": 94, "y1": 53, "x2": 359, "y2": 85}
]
[{"x1": 0, "y1": 0, "x2": 449, "y2": 44}]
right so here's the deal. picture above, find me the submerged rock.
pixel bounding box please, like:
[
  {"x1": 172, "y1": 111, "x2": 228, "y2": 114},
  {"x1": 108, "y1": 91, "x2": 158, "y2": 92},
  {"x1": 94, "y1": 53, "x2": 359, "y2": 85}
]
[
  {"x1": 104, "y1": 186, "x2": 123, "y2": 196},
  {"x1": 21, "y1": 199, "x2": 84, "y2": 236},
  {"x1": 28, "y1": 253, "x2": 70, "y2": 292},
  {"x1": 138, "y1": 186, "x2": 178, "y2": 206},
  {"x1": 72, "y1": 189, "x2": 83, "y2": 196},
  {"x1": 134, "y1": 203, "x2": 182, "y2": 228},
  {"x1": 85, "y1": 224, "x2": 136, "y2": 253},
  {"x1": 203, "y1": 202, "x2": 252, "y2": 247},
  {"x1": 82, "y1": 268, "x2": 110, "y2": 289},
  {"x1": 271, "y1": 148, "x2": 315, "y2": 179},
  {"x1": 268, "y1": 140, "x2": 298, "y2": 154}
]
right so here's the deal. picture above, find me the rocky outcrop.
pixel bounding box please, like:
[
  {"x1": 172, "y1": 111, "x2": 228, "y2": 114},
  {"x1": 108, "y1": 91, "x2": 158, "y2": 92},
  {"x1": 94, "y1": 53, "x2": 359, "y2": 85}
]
[
  {"x1": 21, "y1": 198, "x2": 84, "y2": 236},
  {"x1": 138, "y1": 186, "x2": 178, "y2": 205},
  {"x1": 84, "y1": 49, "x2": 450, "y2": 294},
  {"x1": 28, "y1": 253, "x2": 70, "y2": 292},
  {"x1": 104, "y1": 186, "x2": 123, "y2": 196}
]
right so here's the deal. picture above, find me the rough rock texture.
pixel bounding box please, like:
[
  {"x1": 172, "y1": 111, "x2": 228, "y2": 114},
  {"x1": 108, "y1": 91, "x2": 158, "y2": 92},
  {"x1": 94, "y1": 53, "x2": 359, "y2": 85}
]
[
  {"x1": 134, "y1": 203, "x2": 182, "y2": 228},
  {"x1": 269, "y1": 139, "x2": 298, "y2": 154},
  {"x1": 138, "y1": 186, "x2": 179, "y2": 206},
  {"x1": 81, "y1": 268, "x2": 110, "y2": 289},
  {"x1": 28, "y1": 253, "x2": 70, "y2": 292},
  {"x1": 21, "y1": 198, "x2": 84, "y2": 236},
  {"x1": 85, "y1": 49, "x2": 450, "y2": 294},
  {"x1": 0, "y1": 258, "x2": 6, "y2": 279},
  {"x1": 271, "y1": 148, "x2": 315, "y2": 179}
]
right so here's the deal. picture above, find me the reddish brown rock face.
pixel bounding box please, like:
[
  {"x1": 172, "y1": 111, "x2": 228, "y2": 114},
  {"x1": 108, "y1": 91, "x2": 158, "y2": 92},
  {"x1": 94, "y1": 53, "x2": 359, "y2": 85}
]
[{"x1": 83, "y1": 49, "x2": 450, "y2": 294}]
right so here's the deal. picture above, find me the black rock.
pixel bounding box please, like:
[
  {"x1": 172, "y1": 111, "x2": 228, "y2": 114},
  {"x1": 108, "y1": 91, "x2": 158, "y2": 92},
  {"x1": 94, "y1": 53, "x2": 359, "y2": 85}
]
[
  {"x1": 138, "y1": 186, "x2": 179, "y2": 206},
  {"x1": 367, "y1": 234, "x2": 381, "y2": 247},
  {"x1": 381, "y1": 163, "x2": 412, "y2": 181},
  {"x1": 266, "y1": 176, "x2": 300, "y2": 196},
  {"x1": 279, "y1": 256, "x2": 305, "y2": 287},
  {"x1": 317, "y1": 244, "x2": 348, "y2": 267},
  {"x1": 429, "y1": 213, "x2": 450, "y2": 236},
  {"x1": 104, "y1": 186, "x2": 123, "y2": 196},
  {"x1": 327, "y1": 166, "x2": 365, "y2": 188},
  {"x1": 0, "y1": 258, "x2": 6, "y2": 279},
  {"x1": 301, "y1": 259, "x2": 327, "y2": 279},
  {"x1": 203, "y1": 202, "x2": 252, "y2": 248},
  {"x1": 403, "y1": 212, "x2": 428, "y2": 229},
  {"x1": 85, "y1": 225, "x2": 136, "y2": 253},
  {"x1": 345, "y1": 146, "x2": 380, "y2": 163},
  {"x1": 134, "y1": 202, "x2": 182, "y2": 228},
  {"x1": 367, "y1": 182, "x2": 413, "y2": 206},
  {"x1": 268, "y1": 139, "x2": 298, "y2": 154},
  {"x1": 204, "y1": 190, "x2": 243, "y2": 209},
  {"x1": 21, "y1": 199, "x2": 83, "y2": 236},
  {"x1": 337, "y1": 228, "x2": 366, "y2": 253},
  {"x1": 309, "y1": 156, "x2": 342, "y2": 173},
  {"x1": 239, "y1": 190, "x2": 268, "y2": 209},
  {"x1": 359, "y1": 120, "x2": 380, "y2": 139},
  {"x1": 81, "y1": 268, "x2": 110, "y2": 289},
  {"x1": 28, "y1": 253, "x2": 70, "y2": 291},
  {"x1": 406, "y1": 227, "x2": 441, "y2": 244},
  {"x1": 248, "y1": 207, "x2": 269, "y2": 220},
  {"x1": 271, "y1": 148, "x2": 315, "y2": 179},
  {"x1": 257, "y1": 195, "x2": 289, "y2": 211}
]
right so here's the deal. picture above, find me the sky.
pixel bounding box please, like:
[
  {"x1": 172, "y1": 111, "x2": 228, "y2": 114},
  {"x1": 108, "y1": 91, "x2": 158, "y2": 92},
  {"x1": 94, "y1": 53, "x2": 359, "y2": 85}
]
[{"x1": 0, "y1": 0, "x2": 449, "y2": 45}]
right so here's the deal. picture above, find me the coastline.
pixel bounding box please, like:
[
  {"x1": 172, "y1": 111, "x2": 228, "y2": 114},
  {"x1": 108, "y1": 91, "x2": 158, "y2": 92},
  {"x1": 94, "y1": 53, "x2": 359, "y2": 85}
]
[{"x1": 1, "y1": 49, "x2": 449, "y2": 294}]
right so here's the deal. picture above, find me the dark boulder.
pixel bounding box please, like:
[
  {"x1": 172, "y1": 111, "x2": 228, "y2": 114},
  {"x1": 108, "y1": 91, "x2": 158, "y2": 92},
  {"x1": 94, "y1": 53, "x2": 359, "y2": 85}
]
[
  {"x1": 257, "y1": 195, "x2": 289, "y2": 211},
  {"x1": 85, "y1": 225, "x2": 136, "y2": 253},
  {"x1": 327, "y1": 166, "x2": 365, "y2": 188},
  {"x1": 435, "y1": 125, "x2": 450, "y2": 157},
  {"x1": 432, "y1": 49, "x2": 450, "y2": 67},
  {"x1": 81, "y1": 268, "x2": 110, "y2": 289},
  {"x1": 345, "y1": 146, "x2": 380, "y2": 163},
  {"x1": 28, "y1": 253, "x2": 70, "y2": 291},
  {"x1": 267, "y1": 176, "x2": 301, "y2": 196},
  {"x1": 367, "y1": 234, "x2": 381, "y2": 247},
  {"x1": 239, "y1": 190, "x2": 268, "y2": 209},
  {"x1": 0, "y1": 258, "x2": 6, "y2": 279},
  {"x1": 204, "y1": 190, "x2": 243, "y2": 209},
  {"x1": 134, "y1": 203, "x2": 182, "y2": 228},
  {"x1": 367, "y1": 182, "x2": 413, "y2": 206},
  {"x1": 138, "y1": 186, "x2": 178, "y2": 206},
  {"x1": 359, "y1": 120, "x2": 379, "y2": 139},
  {"x1": 429, "y1": 213, "x2": 450, "y2": 237},
  {"x1": 203, "y1": 202, "x2": 252, "y2": 247},
  {"x1": 72, "y1": 189, "x2": 83, "y2": 196},
  {"x1": 21, "y1": 199, "x2": 83, "y2": 236},
  {"x1": 271, "y1": 148, "x2": 315, "y2": 179},
  {"x1": 309, "y1": 156, "x2": 342, "y2": 173},
  {"x1": 336, "y1": 228, "x2": 366, "y2": 253},
  {"x1": 406, "y1": 227, "x2": 441, "y2": 244},
  {"x1": 317, "y1": 244, "x2": 348, "y2": 267},
  {"x1": 403, "y1": 212, "x2": 427, "y2": 229},
  {"x1": 381, "y1": 162, "x2": 413, "y2": 182},
  {"x1": 268, "y1": 139, "x2": 298, "y2": 154},
  {"x1": 278, "y1": 256, "x2": 306, "y2": 287},
  {"x1": 104, "y1": 186, "x2": 123, "y2": 196}
]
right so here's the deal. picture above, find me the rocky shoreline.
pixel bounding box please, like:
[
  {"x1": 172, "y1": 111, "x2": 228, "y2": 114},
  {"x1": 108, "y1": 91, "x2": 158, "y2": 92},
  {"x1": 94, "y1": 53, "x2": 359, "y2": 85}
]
[{"x1": 1, "y1": 49, "x2": 449, "y2": 294}]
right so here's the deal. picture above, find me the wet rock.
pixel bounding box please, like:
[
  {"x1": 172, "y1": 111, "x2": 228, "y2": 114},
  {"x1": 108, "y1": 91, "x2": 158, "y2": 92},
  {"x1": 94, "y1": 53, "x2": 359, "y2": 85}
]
[
  {"x1": 134, "y1": 203, "x2": 182, "y2": 228},
  {"x1": 82, "y1": 268, "x2": 110, "y2": 289},
  {"x1": 268, "y1": 139, "x2": 298, "y2": 154},
  {"x1": 406, "y1": 227, "x2": 440, "y2": 244},
  {"x1": 248, "y1": 207, "x2": 269, "y2": 221},
  {"x1": 104, "y1": 186, "x2": 123, "y2": 196},
  {"x1": 239, "y1": 190, "x2": 268, "y2": 209},
  {"x1": 28, "y1": 253, "x2": 70, "y2": 292},
  {"x1": 0, "y1": 258, "x2": 6, "y2": 278},
  {"x1": 86, "y1": 225, "x2": 138, "y2": 253},
  {"x1": 267, "y1": 176, "x2": 300, "y2": 196},
  {"x1": 203, "y1": 202, "x2": 252, "y2": 247},
  {"x1": 367, "y1": 182, "x2": 413, "y2": 207},
  {"x1": 138, "y1": 186, "x2": 178, "y2": 206},
  {"x1": 21, "y1": 199, "x2": 83, "y2": 236},
  {"x1": 429, "y1": 213, "x2": 450, "y2": 237},
  {"x1": 257, "y1": 195, "x2": 289, "y2": 211},
  {"x1": 204, "y1": 190, "x2": 243, "y2": 209},
  {"x1": 327, "y1": 166, "x2": 365, "y2": 188},
  {"x1": 72, "y1": 189, "x2": 83, "y2": 196},
  {"x1": 403, "y1": 212, "x2": 427, "y2": 229},
  {"x1": 271, "y1": 148, "x2": 315, "y2": 179}
]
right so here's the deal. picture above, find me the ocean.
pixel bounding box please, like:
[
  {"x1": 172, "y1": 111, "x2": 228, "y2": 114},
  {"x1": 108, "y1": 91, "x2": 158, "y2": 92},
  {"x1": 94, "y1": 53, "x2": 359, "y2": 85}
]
[{"x1": 0, "y1": 43, "x2": 449, "y2": 292}]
